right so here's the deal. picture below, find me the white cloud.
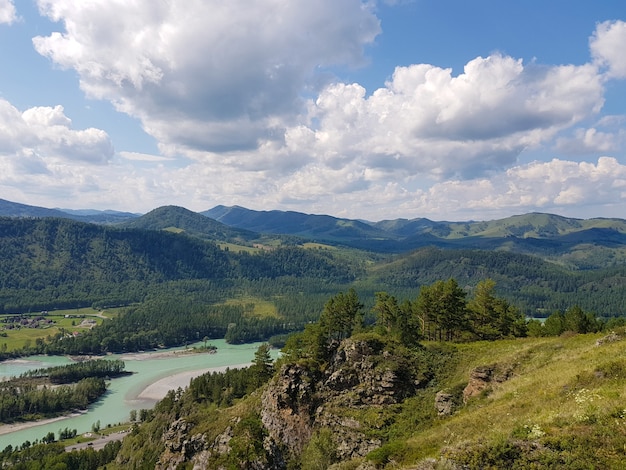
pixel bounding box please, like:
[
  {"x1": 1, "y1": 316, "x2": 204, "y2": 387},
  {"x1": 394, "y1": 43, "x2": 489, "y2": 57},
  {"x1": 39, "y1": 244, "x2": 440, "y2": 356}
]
[
  {"x1": 0, "y1": 0, "x2": 17, "y2": 24},
  {"x1": 590, "y1": 20, "x2": 626, "y2": 79},
  {"x1": 33, "y1": 0, "x2": 381, "y2": 154},
  {"x1": 405, "y1": 157, "x2": 626, "y2": 220},
  {"x1": 118, "y1": 151, "x2": 175, "y2": 162},
  {"x1": 0, "y1": 99, "x2": 114, "y2": 168},
  {"x1": 10, "y1": 4, "x2": 624, "y2": 221},
  {"x1": 555, "y1": 114, "x2": 626, "y2": 155},
  {"x1": 290, "y1": 55, "x2": 604, "y2": 182}
]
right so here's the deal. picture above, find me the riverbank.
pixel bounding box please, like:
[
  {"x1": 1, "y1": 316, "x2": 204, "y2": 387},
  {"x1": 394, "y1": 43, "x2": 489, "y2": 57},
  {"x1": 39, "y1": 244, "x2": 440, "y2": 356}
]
[
  {"x1": 0, "y1": 339, "x2": 267, "y2": 449},
  {"x1": 137, "y1": 363, "x2": 250, "y2": 400},
  {"x1": 0, "y1": 411, "x2": 86, "y2": 437},
  {"x1": 118, "y1": 346, "x2": 216, "y2": 362},
  {"x1": 0, "y1": 363, "x2": 251, "y2": 437}
]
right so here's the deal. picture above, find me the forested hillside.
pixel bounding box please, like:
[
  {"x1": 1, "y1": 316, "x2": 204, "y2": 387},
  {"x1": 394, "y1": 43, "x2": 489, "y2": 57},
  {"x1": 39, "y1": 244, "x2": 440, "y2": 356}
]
[
  {"x1": 120, "y1": 205, "x2": 260, "y2": 244},
  {"x1": 1, "y1": 214, "x2": 626, "y2": 358},
  {"x1": 366, "y1": 247, "x2": 626, "y2": 315},
  {"x1": 0, "y1": 217, "x2": 356, "y2": 313}
]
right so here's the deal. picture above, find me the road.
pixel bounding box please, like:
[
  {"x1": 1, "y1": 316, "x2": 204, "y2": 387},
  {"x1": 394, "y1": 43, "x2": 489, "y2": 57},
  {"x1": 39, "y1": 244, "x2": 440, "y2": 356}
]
[{"x1": 64, "y1": 431, "x2": 128, "y2": 452}]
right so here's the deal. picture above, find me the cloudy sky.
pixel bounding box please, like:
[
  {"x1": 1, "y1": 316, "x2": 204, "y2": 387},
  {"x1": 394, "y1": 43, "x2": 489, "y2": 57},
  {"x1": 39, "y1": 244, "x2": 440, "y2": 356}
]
[{"x1": 0, "y1": 1, "x2": 625, "y2": 221}]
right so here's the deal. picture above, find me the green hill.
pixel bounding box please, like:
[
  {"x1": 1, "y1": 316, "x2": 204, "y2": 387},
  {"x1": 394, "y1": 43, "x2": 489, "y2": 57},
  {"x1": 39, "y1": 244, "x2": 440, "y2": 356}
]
[
  {"x1": 204, "y1": 204, "x2": 392, "y2": 242},
  {"x1": 106, "y1": 315, "x2": 626, "y2": 469},
  {"x1": 120, "y1": 205, "x2": 259, "y2": 244}
]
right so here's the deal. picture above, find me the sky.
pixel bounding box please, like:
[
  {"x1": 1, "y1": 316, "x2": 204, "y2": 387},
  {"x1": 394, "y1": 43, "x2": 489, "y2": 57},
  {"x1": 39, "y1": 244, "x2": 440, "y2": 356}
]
[{"x1": 0, "y1": 1, "x2": 625, "y2": 222}]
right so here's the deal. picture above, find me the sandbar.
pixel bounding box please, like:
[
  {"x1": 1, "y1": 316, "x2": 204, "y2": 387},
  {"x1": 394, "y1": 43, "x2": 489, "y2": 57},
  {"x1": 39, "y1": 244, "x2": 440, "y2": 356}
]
[
  {"x1": 0, "y1": 411, "x2": 85, "y2": 436},
  {"x1": 136, "y1": 363, "x2": 251, "y2": 400}
]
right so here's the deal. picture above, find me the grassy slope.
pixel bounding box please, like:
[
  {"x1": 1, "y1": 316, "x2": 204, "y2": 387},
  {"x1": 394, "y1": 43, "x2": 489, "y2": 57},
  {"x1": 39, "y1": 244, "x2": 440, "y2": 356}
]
[{"x1": 399, "y1": 332, "x2": 626, "y2": 467}]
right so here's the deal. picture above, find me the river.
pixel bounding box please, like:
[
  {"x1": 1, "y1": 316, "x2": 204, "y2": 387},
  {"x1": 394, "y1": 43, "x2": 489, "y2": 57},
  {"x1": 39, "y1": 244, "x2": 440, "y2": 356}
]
[{"x1": 0, "y1": 340, "x2": 272, "y2": 449}]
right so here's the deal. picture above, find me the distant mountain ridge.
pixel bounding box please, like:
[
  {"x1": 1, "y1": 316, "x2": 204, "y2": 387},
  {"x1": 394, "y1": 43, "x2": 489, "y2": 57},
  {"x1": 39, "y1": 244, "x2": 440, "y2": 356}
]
[
  {"x1": 202, "y1": 205, "x2": 389, "y2": 241},
  {"x1": 204, "y1": 205, "x2": 626, "y2": 266},
  {"x1": 0, "y1": 198, "x2": 139, "y2": 224},
  {"x1": 2, "y1": 198, "x2": 626, "y2": 268},
  {"x1": 119, "y1": 205, "x2": 260, "y2": 244}
]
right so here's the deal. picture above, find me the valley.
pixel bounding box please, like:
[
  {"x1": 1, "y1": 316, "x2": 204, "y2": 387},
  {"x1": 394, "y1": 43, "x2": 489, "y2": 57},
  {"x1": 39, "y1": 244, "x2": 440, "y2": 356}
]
[{"x1": 0, "y1": 198, "x2": 625, "y2": 468}]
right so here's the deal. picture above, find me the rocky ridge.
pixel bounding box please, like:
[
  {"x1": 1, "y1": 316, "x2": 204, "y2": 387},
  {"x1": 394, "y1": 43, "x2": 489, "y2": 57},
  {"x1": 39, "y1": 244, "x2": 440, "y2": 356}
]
[{"x1": 156, "y1": 335, "x2": 428, "y2": 469}]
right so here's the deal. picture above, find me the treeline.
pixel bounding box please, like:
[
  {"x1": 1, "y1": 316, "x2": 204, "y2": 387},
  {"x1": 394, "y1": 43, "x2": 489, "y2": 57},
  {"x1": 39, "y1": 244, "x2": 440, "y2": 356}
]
[
  {"x1": 526, "y1": 305, "x2": 621, "y2": 337},
  {"x1": 0, "y1": 377, "x2": 106, "y2": 423},
  {"x1": 0, "y1": 440, "x2": 121, "y2": 470},
  {"x1": 21, "y1": 359, "x2": 127, "y2": 384},
  {"x1": 12, "y1": 277, "x2": 346, "y2": 356}
]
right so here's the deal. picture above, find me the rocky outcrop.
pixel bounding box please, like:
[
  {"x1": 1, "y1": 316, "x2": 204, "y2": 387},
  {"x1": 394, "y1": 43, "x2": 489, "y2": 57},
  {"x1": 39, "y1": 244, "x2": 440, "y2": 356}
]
[
  {"x1": 157, "y1": 418, "x2": 207, "y2": 470},
  {"x1": 260, "y1": 336, "x2": 424, "y2": 463},
  {"x1": 261, "y1": 363, "x2": 318, "y2": 455},
  {"x1": 157, "y1": 336, "x2": 427, "y2": 469},
  {"x1": 596, "y1": 331, "x2": 623, "y2": 346},
  {"x1": 435, "y1": 391, "x2": 456, "y2": 416},
  {"x1": 322, "y1": 338, "x2": 419, "y2": 406},
  {"x1": 463, "y1": 363, "x2": 514, "y2": 403}
]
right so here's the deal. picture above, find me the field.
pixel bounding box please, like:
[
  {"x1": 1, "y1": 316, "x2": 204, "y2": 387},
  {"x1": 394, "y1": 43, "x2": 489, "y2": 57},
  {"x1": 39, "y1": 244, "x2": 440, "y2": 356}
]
[
  {"x1": 221, "y1": 296, "x2": 280, "y2": 318},
  {"x1": 0, "y1": 307, "x2": 120, "y2": 352}
]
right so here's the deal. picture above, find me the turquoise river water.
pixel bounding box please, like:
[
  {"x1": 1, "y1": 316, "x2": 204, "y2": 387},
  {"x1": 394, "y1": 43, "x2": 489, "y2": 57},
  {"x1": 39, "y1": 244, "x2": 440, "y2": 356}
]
[{"x1": 0, "y1": 339, "x2": 270, "y2": 449}]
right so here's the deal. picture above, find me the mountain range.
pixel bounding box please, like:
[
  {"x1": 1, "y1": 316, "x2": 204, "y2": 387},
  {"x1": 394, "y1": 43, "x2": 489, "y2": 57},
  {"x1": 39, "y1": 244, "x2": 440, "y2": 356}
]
[{"x1": 1, "y1": 198, "x2": 625, "y2": 269}]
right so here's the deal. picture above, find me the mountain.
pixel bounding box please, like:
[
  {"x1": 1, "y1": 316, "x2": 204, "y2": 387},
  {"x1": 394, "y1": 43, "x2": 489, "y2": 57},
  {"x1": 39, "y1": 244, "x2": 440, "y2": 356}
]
[
  {"x1": 205, "y1": 206, "x2": 626, "y2": 267},
  {"x1": 57, "y1": 208, "x2": 140, "y2": 224},
  {"x1": 203, "y1": 205, "x2": 390, "y2": 242},
  {"x1": 0, "y1": 198, "x2": 70, "y2": 218},
  {"x1": 0, "y1": 198, "x2": 139, "y2": 224},
  {"x1": 119, "y1": 205, "x2": 260, "y2": 244},
  {"x1": 110, "y1": 324, "x2": 626, "y2": 469},
  {"x1": 3, "y1": 197, "x2": 626, "y2": 269},
  {"x1": 0, "y1": 216, "x2": 233, "y2": 312}
]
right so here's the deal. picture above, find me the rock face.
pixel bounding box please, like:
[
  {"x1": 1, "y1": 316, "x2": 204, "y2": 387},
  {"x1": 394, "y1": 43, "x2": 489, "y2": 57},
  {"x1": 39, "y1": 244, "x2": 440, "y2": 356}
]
[
  {"x1": 157, "y1": 336, "x2": 425, "y2": 469},
  {"x1": 463, "y1": 363, "x2": 514, "y2": 403},
  {"x1": 435, "y1": 391, "x2": 456, "y2": 416},
  {"x1": 157, "y1": 418, "x2": 207, "y2": 470},
  {"x1": 261, "y1": 336, "x2": 422, "y2": 463},
  {"x1": 260, "y1": 363, "x2": 317, "y2": 455}
]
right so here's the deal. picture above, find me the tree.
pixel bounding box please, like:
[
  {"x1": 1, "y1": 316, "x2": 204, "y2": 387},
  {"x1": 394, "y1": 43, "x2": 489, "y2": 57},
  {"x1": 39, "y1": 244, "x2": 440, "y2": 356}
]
[
  {"x1": 415, "y1": 279, "x2": 467, "y2": 341},
  {"x1": 438, "y1": 279, "x2": 468, "y2": 341},
  {"x1": 319, "y1": 288, "x2": 363, "y2": 343},
  {"x1": 467, "y1": 279, "x2": 526, "y2": 340},
  {"x1": 543, "y1": 311, "x2": 565, "y2": 336},
  {"x1": 251, "y1": 343, "x2": 274, "y2": 388},
  {"x1": 373, "y1": 292, "x2": 420, "y2": 346},
  {"x1": 563, "y1": 305, "x2": 598, "y2": 334}
]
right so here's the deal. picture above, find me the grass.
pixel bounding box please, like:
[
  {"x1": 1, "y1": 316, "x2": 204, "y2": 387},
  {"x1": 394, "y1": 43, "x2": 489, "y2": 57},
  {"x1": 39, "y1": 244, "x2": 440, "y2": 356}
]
[
  {"x1": 397, "y1": 331, "x2": 626, "y2": 465},
  {"x1": 221, "y1": 296, "x2": 280, "y2": 319},
  {"x1": 0, "y1": 307, "x2": 115, "y2": 352},
  {"x1": 218, "y1": 242, "x2": 261, "y2": 253}
]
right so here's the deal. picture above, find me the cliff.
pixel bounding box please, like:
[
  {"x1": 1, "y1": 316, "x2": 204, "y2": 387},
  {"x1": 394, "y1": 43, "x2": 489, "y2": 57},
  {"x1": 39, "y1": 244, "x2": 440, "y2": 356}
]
[{"x1": 152, "y1": 334, "x2": 432, "y2": 469}]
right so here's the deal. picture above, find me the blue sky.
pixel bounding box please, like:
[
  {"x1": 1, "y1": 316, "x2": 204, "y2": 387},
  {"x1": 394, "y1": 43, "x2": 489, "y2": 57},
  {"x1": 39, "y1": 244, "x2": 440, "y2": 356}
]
[{"x1": 0, "y1": 1, "x2": 625, "y2": 221}]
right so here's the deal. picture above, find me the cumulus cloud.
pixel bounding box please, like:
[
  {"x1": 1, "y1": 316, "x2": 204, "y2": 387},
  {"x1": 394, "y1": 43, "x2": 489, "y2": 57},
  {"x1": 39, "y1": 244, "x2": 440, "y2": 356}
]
[
  {"x1": 31, "y1": 2, "x2": 611, "y2": 183},
  {"x1": 33, "y1": 0, "x2": 381, "y2": 153},
  {"x1": 403, "y1": 157, "x2": 626, "y2": 220},
  {"x1": 288, "y1": 55, "x2": 604, "y2": 182},
  {"x1": 0, "y1": 99, "x2": 114, "y2": 169},
  {"x1": 591, "y1": 20, "x2": 626, "y2": 79},
  {"x1": 16, "y1": 3, "x2": 625, "y2": 220},
  {"x1": 0, "y1": 0, "x2": 17, "y2": 24}
]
